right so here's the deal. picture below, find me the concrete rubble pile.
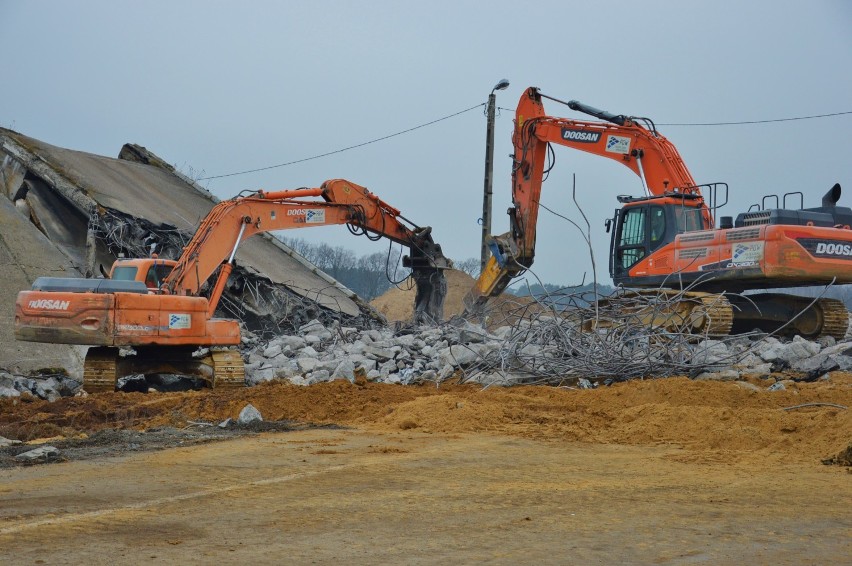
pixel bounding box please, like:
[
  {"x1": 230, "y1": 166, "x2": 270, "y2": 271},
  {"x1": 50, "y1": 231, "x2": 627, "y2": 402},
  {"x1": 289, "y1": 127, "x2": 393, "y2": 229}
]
[
  {"x1": 241, "y1": 318, "x2": 852, "y2": 388},
  {"x1": 6, "y1": 317, "x2": 852, "y2": 401}
]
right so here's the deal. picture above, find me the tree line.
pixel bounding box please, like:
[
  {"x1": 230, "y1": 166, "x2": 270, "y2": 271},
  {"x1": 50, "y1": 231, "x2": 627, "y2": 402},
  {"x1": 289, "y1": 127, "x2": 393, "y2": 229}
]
[{"x1": 279, "y1": 236, "x2": 852, "y2": 310}]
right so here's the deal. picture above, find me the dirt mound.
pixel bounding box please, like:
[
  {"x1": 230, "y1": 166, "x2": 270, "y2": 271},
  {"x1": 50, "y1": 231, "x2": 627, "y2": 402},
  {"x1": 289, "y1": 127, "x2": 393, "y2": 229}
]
[
  {"x1": 370, "y1": 269, "x2": 536, "y2": 324},
  {"x1": 2, "y1": 375, "x2": 850, "y2": 464},
  {"x1": 370, "y1": 269, "x2": 475, "y2": 321}
]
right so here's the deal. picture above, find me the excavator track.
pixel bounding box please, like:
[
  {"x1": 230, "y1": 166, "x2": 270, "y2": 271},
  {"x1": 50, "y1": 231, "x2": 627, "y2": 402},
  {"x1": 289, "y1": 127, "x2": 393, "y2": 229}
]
[
  {"x1": 209, "y1": 349, "x2": 245, "y2": 388},
  {"x1": 582, "y1": 290, "x2": 734, "y2": 337},
  {"x1": 800, "y1": 298, "x2": 849, "y2": 340},
  {"x1": 728, "y1": 294, "x2": 850, "y2": 340},
  {"x1": 82, "y1": 347, "x2": 119, "y2": 393},
  {"x1": 684, "y1": 293, "x2": 735, "y2": 336},
  {"x1": 581, "y1": 289, "x2": 849, "y2": 340},
  {"x1": 82, "y1": 346, "x2": 245, "y2": 393}
]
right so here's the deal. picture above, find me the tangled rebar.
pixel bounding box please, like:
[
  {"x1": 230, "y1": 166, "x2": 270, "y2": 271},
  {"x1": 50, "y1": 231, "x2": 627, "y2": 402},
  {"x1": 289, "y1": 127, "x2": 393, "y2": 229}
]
[{"x1": 451, "y1": 285, "x2": 753, "y2": 386}]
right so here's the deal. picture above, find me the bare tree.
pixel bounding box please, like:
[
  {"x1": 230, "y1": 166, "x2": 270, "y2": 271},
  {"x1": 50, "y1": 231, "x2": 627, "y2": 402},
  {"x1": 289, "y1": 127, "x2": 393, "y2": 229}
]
[{"x1": 455, "y1": 257, "x2": 480, "y2": 278}]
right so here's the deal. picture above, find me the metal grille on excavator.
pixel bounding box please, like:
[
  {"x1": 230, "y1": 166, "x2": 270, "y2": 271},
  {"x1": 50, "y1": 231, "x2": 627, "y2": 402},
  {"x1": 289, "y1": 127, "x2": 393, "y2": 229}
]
[{"x1": 738, "y1": 211, "x2": 771, "y2": 226}]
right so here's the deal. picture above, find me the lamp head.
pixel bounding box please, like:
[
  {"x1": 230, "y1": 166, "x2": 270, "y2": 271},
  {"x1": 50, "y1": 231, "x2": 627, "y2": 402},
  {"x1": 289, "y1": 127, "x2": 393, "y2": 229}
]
[{"x1": 492, "y1": 79, "x2": 510, "y2": 93}]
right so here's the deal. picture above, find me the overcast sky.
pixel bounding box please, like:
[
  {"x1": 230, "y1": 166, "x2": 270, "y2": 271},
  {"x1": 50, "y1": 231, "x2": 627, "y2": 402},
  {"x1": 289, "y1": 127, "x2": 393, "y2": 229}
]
[{"x1": 2, "y1": 0, "x2": 850, "y2": 286}]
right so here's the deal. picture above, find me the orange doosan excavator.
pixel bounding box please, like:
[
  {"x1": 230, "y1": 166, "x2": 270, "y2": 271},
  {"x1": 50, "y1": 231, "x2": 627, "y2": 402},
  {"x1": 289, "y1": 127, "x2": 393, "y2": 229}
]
[
  {"x1": 466, "y1": 87, "x2": 852, "y2": 338},
  {"x1": 15, "y1": 179, "x2": 450, "y2": 392}
]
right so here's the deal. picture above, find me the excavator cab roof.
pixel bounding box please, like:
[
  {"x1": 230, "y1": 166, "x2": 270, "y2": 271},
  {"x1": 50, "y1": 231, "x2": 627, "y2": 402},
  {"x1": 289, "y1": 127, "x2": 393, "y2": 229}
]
[{"x1": 616, "y1": 192, "x2": 704, "y2": 205}]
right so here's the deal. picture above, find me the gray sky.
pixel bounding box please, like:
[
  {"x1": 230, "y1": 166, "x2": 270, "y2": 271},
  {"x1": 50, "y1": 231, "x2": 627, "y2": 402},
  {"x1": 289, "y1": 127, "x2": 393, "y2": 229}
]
[{"x1": 2, "y1": 0, "x2": 850, "y2": 286}]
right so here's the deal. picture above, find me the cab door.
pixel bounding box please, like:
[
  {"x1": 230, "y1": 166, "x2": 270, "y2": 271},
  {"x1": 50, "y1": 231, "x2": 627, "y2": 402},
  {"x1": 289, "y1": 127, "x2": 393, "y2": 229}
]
[{"x1": 611, "y1": 205, "x2": 650, "y2": 281}]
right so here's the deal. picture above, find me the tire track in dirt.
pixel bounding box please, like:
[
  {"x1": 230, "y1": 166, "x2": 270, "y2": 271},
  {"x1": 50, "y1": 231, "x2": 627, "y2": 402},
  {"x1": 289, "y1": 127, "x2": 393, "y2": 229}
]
[{"x1": 0, "y1": 432, "x2": 480, "y2": 535}]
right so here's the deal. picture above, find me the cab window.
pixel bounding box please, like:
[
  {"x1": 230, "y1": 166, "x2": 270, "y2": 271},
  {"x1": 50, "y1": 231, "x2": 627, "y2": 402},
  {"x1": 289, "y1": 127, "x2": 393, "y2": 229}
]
[
  {"x1": 618, "y1": 207, "x2": 646, "y2": 268},
  {"x1": 110, "y1": 265, "x2": 138, "y2": 281},
  {"x1": 145, "y1": 264, "x2": 173, "y2": 288},
  {"x1": 650, "y1": 206, "x2": 666, "y2": 246},
  {"x1": 675, "y1": 207, "x2": 704, "y2": 233}
]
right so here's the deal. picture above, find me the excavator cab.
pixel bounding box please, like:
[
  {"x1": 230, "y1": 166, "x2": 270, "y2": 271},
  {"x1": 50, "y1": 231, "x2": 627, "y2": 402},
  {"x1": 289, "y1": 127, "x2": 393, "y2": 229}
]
[
  {"x1": 609, "y1": 196, "x2": 707, "y2": 281},
  {"x1": 109, "y1": 258, "x2": 177, "y2": 290}
]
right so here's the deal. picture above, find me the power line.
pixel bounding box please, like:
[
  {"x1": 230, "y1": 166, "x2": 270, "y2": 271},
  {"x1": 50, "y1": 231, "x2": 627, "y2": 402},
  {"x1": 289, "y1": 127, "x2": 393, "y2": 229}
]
[
  {"x1": 659, "y1": 110, "x2": 852, "y2": 126},
  {"x1": 496, "y1": 107, "x2": 852, "y2": 126},
  {"x1": 199, "y1": 103, "x2": 485, "y2": 181}
]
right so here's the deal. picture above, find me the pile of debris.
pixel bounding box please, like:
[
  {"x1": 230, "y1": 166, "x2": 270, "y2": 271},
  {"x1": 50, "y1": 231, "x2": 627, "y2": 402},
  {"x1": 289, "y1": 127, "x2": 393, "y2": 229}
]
[
  {"x1": 242, "y1": 316, "x2": 852, "y2": 387},
  {"x1": 2, "y1": 316, "x2": 850, "y2": 401}
]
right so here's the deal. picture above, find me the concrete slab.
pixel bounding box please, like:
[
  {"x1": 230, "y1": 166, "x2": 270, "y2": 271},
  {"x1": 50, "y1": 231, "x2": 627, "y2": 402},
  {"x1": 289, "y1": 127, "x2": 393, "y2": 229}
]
[{"x1": 0, "y1": 196, "x2": 84, "y2": 374}]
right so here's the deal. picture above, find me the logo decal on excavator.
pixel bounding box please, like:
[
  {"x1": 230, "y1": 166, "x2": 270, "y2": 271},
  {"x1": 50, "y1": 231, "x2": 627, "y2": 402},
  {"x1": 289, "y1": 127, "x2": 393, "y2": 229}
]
[
  {"x1": 305, "y1": 209, "x2": 326, "y2": 224},
  {"x1": 797, "y1": 238, "x2": 852, "y2": 259},
  {"x1": 561, "y1": 128, "x2": 601, "y2": 143},
  {"x1": 28, "y1": 299, "x2": 70, "y2": 310},
  {"x1": 732, "y1": 242, "x2": 764, "y2": 265},
  {"x1": 605, "y1": 135, "x2": 631, "y2": 154},
  {"x1": 168, "y1": 313, "x2": 191, "y2": 329}
]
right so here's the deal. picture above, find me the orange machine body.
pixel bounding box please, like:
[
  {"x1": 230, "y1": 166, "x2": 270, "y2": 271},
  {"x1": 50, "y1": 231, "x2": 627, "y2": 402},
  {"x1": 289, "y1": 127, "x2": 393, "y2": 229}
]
[
  {"x1": 15, "y1": 179, "x2": 449, "y2": 350},
  {"x1": 15, "y1": 290, "x2": 240, "y2": 347}
]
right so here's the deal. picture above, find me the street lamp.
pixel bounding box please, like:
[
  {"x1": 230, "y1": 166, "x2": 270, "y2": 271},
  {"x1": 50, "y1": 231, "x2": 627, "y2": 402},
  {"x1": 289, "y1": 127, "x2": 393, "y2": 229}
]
[{"x1": 481, "y1": 79, "x2": 510, "y2": 273}]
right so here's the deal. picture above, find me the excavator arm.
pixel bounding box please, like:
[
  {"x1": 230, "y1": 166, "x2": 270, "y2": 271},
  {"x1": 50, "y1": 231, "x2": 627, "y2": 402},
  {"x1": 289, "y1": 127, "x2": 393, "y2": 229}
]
[
  {"x1": 465, "y1": 87, "x2": 708, "y2": 314},
  {"x1": 165, "y1": 179, "x2": 450, "y2": 321}
]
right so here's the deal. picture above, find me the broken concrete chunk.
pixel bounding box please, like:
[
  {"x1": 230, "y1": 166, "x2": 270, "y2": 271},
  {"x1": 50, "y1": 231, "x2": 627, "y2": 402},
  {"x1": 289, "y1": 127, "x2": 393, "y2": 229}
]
[
  {"x1": 458, "y1": 323, "x2": 491, "y2": 344},
  {"x1": 307, "y1": 370, "x2": 331, "y2": 385},
  {"x1": 300, "y1": 319, "x2": 333, "y2": 340},
  {"x1": 281, "y1": 336, "x2": 307, "y2": 350},
  {"x1": 439, "y1": 345, "x2": 478, "y2": 367},
  {"x1": 299, "y1": 346, "x2": 319, "y2": 358},
  {"x1": 0, "y1": 386, "x2": 21, "y2": 398},
  {"x1": 366, "y1": 369, "x2": 381, "y2": 380},
  {"x1": 15, "y1": 446, "x2": 61, "y2": 464},
  {"x1": 262, "y1": 343, "x2": 283, "y2": 358},
  {"x1": 693, "y1": 340, "x2": 731, "y2": 365},
  {"x1": 364, "y1": 345, "x2": 395, "y2": 361},
  {"x1": 238, "y1": 404, "x2": 263, "y2": 424},
  {"x1": 332, "y1": 360, "x2": 356, "y2": 383},
  {"x1": 296, "y1": 357, "x2": 318, "y2": 373}
]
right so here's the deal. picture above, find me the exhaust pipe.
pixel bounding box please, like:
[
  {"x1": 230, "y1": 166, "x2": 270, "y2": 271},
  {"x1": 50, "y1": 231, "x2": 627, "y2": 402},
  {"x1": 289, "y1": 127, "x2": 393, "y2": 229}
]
[{"x1": 822, "y1": 183, "x2": 841, "y2": 207}]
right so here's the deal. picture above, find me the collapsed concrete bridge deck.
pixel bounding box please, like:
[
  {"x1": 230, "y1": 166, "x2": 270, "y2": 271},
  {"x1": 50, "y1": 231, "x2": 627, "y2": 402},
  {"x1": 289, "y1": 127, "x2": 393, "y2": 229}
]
[{"x1": 0, "y1": 128, "x2": 381, "y2": 375}]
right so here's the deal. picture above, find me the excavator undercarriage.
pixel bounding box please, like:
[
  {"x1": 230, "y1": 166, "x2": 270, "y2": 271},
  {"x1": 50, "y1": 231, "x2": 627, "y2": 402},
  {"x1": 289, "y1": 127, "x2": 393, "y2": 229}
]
[
  {"x1": 82, "y1": 346, "x2": 245, "y2": 393},
  {"x1": 583, "y1": 291, "x2": 848, "y2": 340}
]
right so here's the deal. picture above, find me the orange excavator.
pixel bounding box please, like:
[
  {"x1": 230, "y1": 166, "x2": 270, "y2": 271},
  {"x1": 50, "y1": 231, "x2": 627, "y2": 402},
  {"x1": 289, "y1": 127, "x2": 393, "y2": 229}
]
[
  {"x1": 15, "y1": 179, "x2": 450, "y2": 392},
  {"x1": 466, "y1": 87, "x2": 852, "y2": 338}
]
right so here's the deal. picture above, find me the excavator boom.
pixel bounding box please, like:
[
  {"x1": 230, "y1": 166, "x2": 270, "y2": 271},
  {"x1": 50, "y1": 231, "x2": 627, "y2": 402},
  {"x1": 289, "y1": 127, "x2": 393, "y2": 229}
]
[{"x1": 466, "y1": 87, "x2": 706, "y2": 313}]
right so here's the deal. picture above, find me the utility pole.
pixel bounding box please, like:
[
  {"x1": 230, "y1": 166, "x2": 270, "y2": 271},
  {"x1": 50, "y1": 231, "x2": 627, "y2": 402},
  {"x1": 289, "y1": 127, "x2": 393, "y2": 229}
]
[{"x1": 480, "y1": 79, "x2": 509, "y2": 274}]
